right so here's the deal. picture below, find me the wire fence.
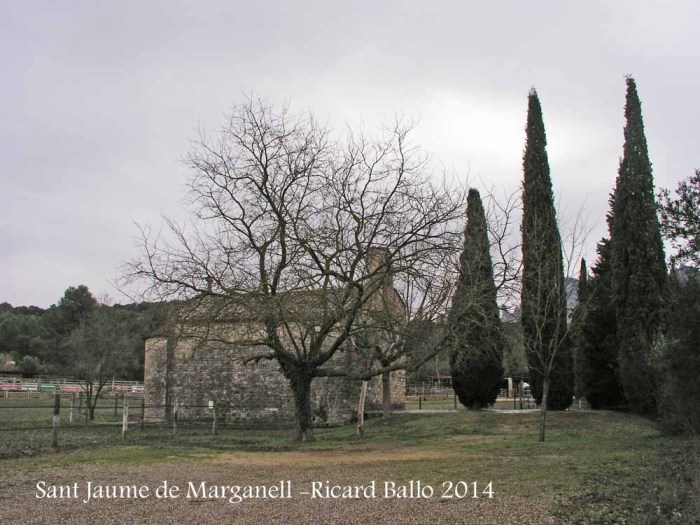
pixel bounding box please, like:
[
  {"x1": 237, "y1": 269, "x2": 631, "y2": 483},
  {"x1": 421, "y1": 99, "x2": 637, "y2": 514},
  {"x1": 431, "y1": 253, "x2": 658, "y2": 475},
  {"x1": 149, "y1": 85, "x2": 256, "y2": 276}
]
[
  {"x1": 0, "y1": 389, "x2": 333, "y2": 458},
  {"x1": 0, "y1": 394, "x2": 142, "y2": 431},
  {"x1": 404, "y1": 382, "x2": 536, "y2": 411},
  {"x1": 0, "y1": 392, "x2": 253, "y2": 458},
  {"x1": 0, "y1": 382, "x2": 540, "y2": 457}
]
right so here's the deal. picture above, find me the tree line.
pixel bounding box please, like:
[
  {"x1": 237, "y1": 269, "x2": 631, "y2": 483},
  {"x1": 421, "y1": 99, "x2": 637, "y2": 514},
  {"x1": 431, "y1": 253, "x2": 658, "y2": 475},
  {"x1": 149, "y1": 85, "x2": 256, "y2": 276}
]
[
  {"x1": 446, "y1": 76, "x2": 699, "y2": 440},
  {"x1": 0, "y1": 286, "x2": 167, "y2": 384}
]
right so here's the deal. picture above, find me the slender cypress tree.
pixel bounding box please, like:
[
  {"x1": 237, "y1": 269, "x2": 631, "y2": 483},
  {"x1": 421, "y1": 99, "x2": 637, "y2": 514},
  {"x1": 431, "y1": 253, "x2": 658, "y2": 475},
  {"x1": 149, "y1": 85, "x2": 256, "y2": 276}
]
[
  {"x1": 521, "y1": 89, "x2": 573, "y2": 416},
  {"x1": 448, "y1": 188, "x2": 504, "y2": 409},
  {"x1": 579, "y1": 239, "x2": 625, "y2": 408},
  {"x1": 578, "y1": 259, "x2": 589, "y2": 302},
  {"x1": 610, "y1": 77, "x2": 667, "y2": 415}
]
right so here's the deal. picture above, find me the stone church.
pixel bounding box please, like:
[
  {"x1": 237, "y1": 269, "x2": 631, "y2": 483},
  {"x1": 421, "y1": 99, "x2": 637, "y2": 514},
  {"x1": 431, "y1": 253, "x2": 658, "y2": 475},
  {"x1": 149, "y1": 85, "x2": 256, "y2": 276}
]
[{"x1": 144, "y1": 251, "x2": 406, "y2": 425}]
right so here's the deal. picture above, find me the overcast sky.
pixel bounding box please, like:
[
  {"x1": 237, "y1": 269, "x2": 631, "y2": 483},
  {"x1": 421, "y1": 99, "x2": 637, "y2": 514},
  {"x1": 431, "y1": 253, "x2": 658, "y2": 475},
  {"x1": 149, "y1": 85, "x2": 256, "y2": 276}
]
[{"x1": 2, "y1": 1, "x2": 698, "y2": 308}]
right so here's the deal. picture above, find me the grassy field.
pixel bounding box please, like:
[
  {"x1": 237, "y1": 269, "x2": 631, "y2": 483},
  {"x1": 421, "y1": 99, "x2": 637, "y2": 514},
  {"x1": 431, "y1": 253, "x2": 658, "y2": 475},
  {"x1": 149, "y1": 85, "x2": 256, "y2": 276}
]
[
  {"x1": 0, "y1": 395, "x2": 534, "y2": 457},
  {"x1": 0, "y1": 409, "x2": 698, "y2": 524},
  {"x1": 0, "y1": 394, "x2": 134, "y2": 424},
  {"x1": 0, "y1": 395, "x2": 146, "y2": 457}
]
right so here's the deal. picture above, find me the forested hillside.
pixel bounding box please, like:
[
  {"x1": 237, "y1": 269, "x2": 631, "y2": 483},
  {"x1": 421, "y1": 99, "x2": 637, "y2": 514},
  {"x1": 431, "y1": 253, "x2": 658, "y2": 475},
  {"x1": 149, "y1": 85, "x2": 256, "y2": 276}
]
[{"x1": 0, "y1": 285, "x2": 167, "y2": 380}]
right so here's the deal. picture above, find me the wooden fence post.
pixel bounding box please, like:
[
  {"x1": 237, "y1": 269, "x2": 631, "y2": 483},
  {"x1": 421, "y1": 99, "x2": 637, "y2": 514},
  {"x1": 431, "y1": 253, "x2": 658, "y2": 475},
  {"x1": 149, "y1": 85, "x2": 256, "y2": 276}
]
[
  {"x1": 52, "y1": 393, "x2": 61, "y2": 448},
  {"x1": 140, "y1": 398, "x2": 145, "y2": 431},
  {"x1": 114, "y1": 393, "x2": 119, "y2": 418},
  {"x1": 69, "y1": 393, "x2": 74, "y2": 423},
  {"x1": 172, "y1": 397, "x2": 179, "y2": 435},
  {"x1": 356, "y1": 380, "x2": 368, "y2": 437},
  {"x1": 122, "y1": 396, "x2": 129, "y2": 439},
  {"x1": 519, "y1": 380, "x2": 524, "y2": 410}
]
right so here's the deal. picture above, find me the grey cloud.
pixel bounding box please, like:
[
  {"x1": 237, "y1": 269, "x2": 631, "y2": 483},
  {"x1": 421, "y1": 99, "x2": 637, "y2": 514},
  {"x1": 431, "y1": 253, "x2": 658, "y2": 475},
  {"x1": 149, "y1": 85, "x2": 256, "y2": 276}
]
[{"x1": 1, "y1": 0, "x2": 698, "y2": 306}]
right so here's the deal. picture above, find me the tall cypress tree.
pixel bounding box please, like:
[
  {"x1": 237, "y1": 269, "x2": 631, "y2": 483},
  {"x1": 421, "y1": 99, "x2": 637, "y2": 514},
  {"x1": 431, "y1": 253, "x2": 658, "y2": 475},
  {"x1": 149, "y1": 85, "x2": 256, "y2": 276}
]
[
  {"x1": 448, "y1": 188, "x2": 504, "y2": 409},
  {"x1": 610, "y1": 77, "x2": 667, "y2": 415},
  {"x1": 579, "y1": 239, "x2": 625, "y2": 408},
  {"x1": 521, "y1": 89, "x2": 573, "y2": 416},
  {"x1": 577, "y1": 259, "x2": 589, "y2": 302}
]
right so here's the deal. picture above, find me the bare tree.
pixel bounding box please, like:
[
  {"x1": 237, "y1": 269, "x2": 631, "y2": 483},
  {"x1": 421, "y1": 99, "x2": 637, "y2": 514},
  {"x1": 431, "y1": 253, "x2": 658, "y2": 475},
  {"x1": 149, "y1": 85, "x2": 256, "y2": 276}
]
[
  {"x1": 521, "y1": 241, "x2": 570, "y2": 442},
  {"x1": 124, "y1": 98, "x2": 465, "y2": 441},
  {"x1": 349, "y1": 244, "x2": 458, "y2": 420},
  {"x1": 556, "y1": 197, "x2": 595, "y2": 286},
  {"x1": 350, "y1": 188, "x2": 523, "y2": 419},
  {"x1": 67, "y1": 303, "x2": 133, "y2": 421},
  {"x1": 522, "y1": 209, "x2": 593, "y2": 442},
  {"x1": 483, "y1": 187, "x2": 523, "y2": 312}
]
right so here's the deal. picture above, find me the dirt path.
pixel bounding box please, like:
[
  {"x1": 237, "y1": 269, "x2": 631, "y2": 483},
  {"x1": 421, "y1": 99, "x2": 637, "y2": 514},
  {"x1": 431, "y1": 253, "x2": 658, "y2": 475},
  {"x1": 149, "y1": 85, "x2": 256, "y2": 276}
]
[{"x1": 0, "y1": 450, "x2": 556, "y2": 525}]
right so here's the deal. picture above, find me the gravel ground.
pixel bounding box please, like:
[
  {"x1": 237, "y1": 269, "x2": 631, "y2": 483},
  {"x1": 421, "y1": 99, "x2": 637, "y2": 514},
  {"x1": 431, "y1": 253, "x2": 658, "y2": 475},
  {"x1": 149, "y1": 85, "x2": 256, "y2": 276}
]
[{"x1": 0, "y1": 454, "x2": 556, "y2": 525}]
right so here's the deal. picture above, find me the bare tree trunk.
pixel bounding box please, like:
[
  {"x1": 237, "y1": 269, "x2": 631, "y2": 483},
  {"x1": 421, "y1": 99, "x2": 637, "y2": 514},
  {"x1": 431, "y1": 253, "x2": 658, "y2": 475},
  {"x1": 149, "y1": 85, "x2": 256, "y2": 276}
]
[
  {"x1": 357, "y1": 380, "x2": 368, "y2": 437},
  {"x1": 290, "y1": 372, "x2": 314, "y2": 442},
  {"x1": 382, "y1": 371, "x2": 392, "y2": 421},
  {"x1": 539, "y1": 374, "x2": 550, "y2": 442},
  {"x1": 85, "y1": 383, "x2": 96, "y2": 421}
]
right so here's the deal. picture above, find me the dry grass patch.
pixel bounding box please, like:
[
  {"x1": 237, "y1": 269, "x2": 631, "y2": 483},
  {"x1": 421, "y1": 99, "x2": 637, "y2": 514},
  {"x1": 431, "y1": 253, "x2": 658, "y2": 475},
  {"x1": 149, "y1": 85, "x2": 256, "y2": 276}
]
[{"x1": 204, "y1": 447, "x2": 454, "y2": 468}]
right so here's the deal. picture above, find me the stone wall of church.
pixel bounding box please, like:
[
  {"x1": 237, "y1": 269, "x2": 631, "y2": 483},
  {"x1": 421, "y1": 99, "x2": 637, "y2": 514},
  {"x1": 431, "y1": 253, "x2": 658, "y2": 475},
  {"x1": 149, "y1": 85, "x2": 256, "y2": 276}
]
[
  {"x1": 144, "y1": 332, "x2": 405, "y2": 426},
  {"x1": 366, "y1": 370, "x2": 407, "y2": 411},
  {"x1": 144, "y1": 337, "x2": 170, "y2": 421}
]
